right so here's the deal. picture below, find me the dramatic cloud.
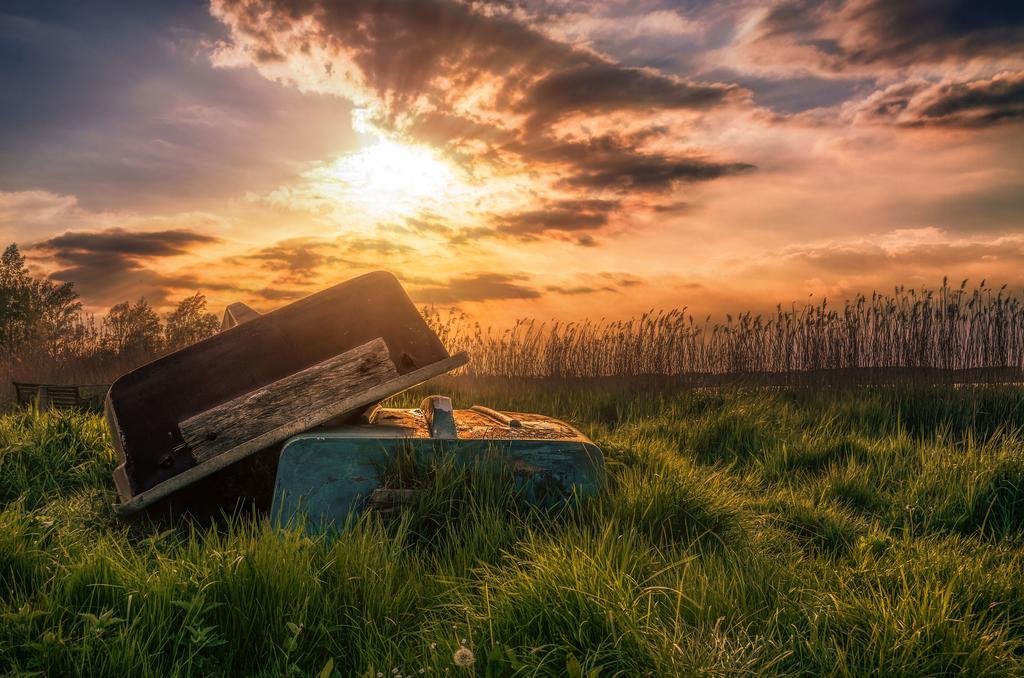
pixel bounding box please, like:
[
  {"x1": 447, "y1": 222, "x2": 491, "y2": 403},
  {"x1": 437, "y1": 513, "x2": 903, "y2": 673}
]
[
  {"x1": 746, "y1": 0, "x2": 1024, "y2": 74},
  {"x1": 32, "y1": 227, "x2": 224, "y2": 306},
  {"x1": 38, "y1": 228, "x2": 219, "y2": 259},
  {"x1": 234, "y1": 234, "x2": 421, "y2": 289},
  {"x1": 493, "y1": 199, "x2": 618, "y2": 239},
  {"x1": 854, "y1": 72, "x2": 1024, "y2": 128},
  {"x1": 212, "y1": 0, "x2": 735, "y2": 119},
  {"x1": 210, "y1": 0, "x2": 753, "y2": 231},
  {"x1": 0, "y1": 3, "x2": 358, "y2": 214},
  {"x1": 410, "y1": 114, "x2": 753, "y2": 194},
  {"x1": 561, "y1": 151, "x2": 753, "y2": 191},
  {"x1": 520, "y1": 62, "x2": 731, "y2": 127},
  {"x1": 240, "y1": 237, "x2": 346, "y2": 281},
  {"x1": 4, "y1": 1, "x2": 1024, "y2": 324}
]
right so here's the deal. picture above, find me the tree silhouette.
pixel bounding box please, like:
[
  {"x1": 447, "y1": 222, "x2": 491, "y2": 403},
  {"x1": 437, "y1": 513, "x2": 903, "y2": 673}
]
[
  {"x1": 101, "y1": 298, "x2": 162, "y2": 357},
  {"x1": 0, "y1": 244, "x2": 82, "y2": 359},
  {"x1": 164, "y1": 293, "x2": 219, "y2": 351}
]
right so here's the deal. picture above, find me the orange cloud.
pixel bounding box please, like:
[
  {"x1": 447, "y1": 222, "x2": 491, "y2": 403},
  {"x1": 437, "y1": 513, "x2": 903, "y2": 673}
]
[
  {"x1": 852, "y1": 71, "x2": 1024, "y2": 128},
  {"x1": 209, "y1": 0, "x2": 754, "y2": 237}
]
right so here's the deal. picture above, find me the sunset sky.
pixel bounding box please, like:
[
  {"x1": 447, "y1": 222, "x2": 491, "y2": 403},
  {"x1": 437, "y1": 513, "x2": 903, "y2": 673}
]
[{"x1": 2, "y1": 0, "x2": 1022, "y2": 323}]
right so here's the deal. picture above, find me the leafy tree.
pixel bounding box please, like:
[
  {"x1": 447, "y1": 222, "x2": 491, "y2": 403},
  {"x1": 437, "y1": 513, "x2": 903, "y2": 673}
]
[
  {"x1": 0, "y1": 244, "x2": 36, "y2": 353},
  {"x1": 0, "y1": 243, "x2": 82, "y2": 358},
  {"x1": 101, "y1": 298, "x2": 163, "y2": 357},
  {"x1": 37, "y1": 275, "x2": 85, "y2": 359},
  {"x1": 164, "y1": 293, "x2": 219, "y2": 351}
]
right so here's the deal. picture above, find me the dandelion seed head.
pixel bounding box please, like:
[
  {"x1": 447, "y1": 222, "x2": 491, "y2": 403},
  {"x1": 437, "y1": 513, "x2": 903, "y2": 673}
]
[{"x1": 453, "y1": 646, "x2": 475, "y2": 668}]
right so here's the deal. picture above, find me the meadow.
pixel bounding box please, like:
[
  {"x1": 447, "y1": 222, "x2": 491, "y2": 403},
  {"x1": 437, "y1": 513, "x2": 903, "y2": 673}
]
[{"x1": 2, "y1": 380, "x2": 1024, "y2": 676}]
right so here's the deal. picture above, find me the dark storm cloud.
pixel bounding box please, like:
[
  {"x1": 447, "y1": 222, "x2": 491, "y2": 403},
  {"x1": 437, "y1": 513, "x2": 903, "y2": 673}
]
[
  {"x1": 215, "y1": 0, "x2": 735, "y2": 121},
  {"x1": 410, "y1": 113, "x2": 755, "y2": 195},
  {"x1": 494, "y1": 199, "x2": 619, "y2": 237},
  {"x1": 563, "y1": 154, "x2": 754, "y2": 190},
  {"x1": 915, "y1": 74, "x2": 1024, "y2": 125},
  {"x1": 37, "y1": 228, "x2": 219, "y2": 259},
  {"x1": 412, "y1": 272, "x2": 542, "y2": 304},
  {"x1": 755, "y1": 0, "x2": 1024, "y2": 71},
  {"x1": 857, "y1": 72, "x2": 1024, "y2": 128},
  {"x1": 505, "y1": 132, "x2": 754, "y2": 193},
  {"x1": 32, "y1": 227, "x2": 226, "y2": 307},
  {"x1": 521, "y1": 62, "x2": 736, "y2": 127}
]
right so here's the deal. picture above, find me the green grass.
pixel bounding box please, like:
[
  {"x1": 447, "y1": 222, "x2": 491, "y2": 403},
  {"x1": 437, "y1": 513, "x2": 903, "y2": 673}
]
[{"x1": 2, "y1": 384, "x2": 1024, "y2": 676}]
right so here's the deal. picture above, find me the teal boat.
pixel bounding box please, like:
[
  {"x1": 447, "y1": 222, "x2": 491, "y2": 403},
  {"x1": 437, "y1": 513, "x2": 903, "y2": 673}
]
[{"x1": 272, "y1": 395, "x2": 605, "y2": 534}]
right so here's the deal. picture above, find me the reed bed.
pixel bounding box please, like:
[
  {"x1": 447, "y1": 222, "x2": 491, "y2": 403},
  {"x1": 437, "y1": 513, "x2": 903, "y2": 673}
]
[
  {"x1": 426, "y1": 280, "x2": 1024, "y2": 380},
  {"x1": 4, "y1": 280, "x2": 1024, "y2": 397}
]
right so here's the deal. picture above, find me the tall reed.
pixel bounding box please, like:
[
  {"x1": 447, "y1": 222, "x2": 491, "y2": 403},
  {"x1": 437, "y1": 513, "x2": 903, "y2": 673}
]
[{"x1": 425, "y1": 279, "x2": 1024, "y2": 379}]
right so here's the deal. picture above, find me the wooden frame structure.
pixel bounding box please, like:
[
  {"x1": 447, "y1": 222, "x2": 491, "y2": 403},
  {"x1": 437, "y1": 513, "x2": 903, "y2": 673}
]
[{"x1": 108, "y1": 271, "x2": 467, "y2": 517}]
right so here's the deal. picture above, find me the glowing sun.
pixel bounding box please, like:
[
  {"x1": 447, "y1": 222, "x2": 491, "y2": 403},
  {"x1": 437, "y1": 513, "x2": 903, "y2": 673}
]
[{"x1": 327, "y1": 139, "x2": 454, "y2": 216}]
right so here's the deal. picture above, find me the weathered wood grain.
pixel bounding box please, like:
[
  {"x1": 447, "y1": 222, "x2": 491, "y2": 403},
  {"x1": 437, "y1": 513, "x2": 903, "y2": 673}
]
[
  {"x1": 109, "y1": 271, "x2": 456, "y2": 506},
  {"x1": 180, "y1": 337, "x2": 398, "y2": 463},
  {"x1": 112, "y1": 351, "x2": 469, "y2": 516}
]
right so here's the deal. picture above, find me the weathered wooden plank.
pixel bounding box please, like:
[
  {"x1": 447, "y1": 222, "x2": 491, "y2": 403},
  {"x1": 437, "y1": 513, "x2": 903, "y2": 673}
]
[
  {"x1": 180, "y1": 337, "x2": 398, "y2": 463},
  {"x1": 470, "y1": 405, "x2": 522, "y2": 428},
  {"x1": 109, "y1": 271, "x2": 456, "y2": 505},
  {"x1": 114, "y1": 351, "x2": 468, "y2": 516}
]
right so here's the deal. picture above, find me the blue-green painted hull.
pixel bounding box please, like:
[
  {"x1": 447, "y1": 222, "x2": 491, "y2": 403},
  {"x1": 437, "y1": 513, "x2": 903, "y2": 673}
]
[{"x1": 271, "y1": 435, "x2": 604, "y2": 534}]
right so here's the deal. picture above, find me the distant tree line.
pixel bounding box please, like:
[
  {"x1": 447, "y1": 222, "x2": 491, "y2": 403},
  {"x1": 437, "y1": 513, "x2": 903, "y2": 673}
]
[
  {"x1": 1, "y1": 244, "x2": 219, "y2": 385},
  {"x1": 6, "y1": 238, "x2": 1024, "y2": 390}
]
